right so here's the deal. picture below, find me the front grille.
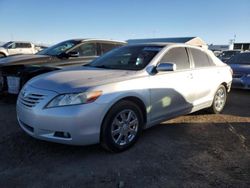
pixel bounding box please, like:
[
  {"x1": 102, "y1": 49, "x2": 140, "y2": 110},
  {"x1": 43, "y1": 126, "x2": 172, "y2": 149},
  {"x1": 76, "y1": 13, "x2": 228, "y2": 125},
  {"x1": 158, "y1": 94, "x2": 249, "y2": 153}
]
[{"x1": 19, "y1": 93, "x2": 46, "y2": 108}]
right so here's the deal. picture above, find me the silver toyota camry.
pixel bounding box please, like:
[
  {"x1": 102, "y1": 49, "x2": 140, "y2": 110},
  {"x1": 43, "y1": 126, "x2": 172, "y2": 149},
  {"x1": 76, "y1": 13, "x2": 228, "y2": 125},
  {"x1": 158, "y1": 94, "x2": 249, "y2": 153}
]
[{"x1": 17, "y1": 43, "x2": 232, "y2": 152}]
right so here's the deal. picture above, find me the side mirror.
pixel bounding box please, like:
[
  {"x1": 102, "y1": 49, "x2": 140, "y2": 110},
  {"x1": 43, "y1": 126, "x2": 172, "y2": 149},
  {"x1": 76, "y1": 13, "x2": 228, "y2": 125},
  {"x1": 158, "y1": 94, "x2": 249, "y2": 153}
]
[
  {"x1": 156, "y1": 62, "x2": 176, "y2": 72},
  {"x1": 67, "y1": 51, "x2": 79, "y2": 57}
]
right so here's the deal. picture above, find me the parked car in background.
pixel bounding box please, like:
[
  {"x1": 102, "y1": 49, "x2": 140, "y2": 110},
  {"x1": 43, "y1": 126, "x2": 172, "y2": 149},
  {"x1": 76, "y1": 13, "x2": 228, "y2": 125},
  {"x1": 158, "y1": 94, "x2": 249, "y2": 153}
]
[
  {"x1": 226, "y1": 52, "x2": 250, "y2": 89},
  {"x1": 17, "y1": 42, "x2": 232, "y2": 152},
  {"x1": 0, "y1": 39, "x2": 126, "y2": 94},
  {"x1": 212, "y1": 50, "x2": 222, "y2": 57},
  {"x1": 0, "y1": 41, "x2": 39, "y2": 57},
  {"x1": 35, "y1": 44, "x2": 48, "y2": 52},
  {"x1": 218, "y1": 50, "x2": 241, "y2": 63}
]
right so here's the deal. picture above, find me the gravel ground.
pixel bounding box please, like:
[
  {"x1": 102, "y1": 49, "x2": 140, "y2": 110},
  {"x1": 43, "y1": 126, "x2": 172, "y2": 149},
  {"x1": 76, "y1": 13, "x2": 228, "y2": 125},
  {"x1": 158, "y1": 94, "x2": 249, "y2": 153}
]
[{"x1": 0, "y1": 90, "x2": 249, "y2": 188}]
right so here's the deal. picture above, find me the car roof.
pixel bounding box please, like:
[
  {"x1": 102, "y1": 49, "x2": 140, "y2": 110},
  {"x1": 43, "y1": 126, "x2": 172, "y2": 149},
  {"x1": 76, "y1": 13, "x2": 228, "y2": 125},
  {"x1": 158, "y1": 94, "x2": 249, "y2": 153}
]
[
  {"x1": 67, "y1": 38, "x2": 126, "y2": 44},
  {"x1": 126, "y1": 42, "x2": 208, "y2": 51},
  {"x1": 222, "y1": 50, "x2": 241, "y2": 52},
  {"x1": 127, "y1": 37, "x2": 207, "y2": 48},
  {"x1": 7, "y1": 41, "x2": 33, "y2": 43}
]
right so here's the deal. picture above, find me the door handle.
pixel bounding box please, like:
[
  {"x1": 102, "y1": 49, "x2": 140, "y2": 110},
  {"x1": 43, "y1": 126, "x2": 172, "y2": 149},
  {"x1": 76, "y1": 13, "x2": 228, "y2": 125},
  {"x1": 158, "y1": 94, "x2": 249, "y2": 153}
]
[{"x1": 188, "y1": 73, "x2": 193, "y2": 79}]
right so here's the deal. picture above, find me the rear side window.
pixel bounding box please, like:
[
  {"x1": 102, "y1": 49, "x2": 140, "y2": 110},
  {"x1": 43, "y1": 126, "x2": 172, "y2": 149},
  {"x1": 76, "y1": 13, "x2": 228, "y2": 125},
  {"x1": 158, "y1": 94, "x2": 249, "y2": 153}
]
[
  {"x1": 15, "y1": 43, "x2": 22, "y2": 48},
  {"x1": 160, "y1": 47, "x2": 190, "y2": 70},
  {"x1": 15, "y1": 43, "x2": 31, "y2": 48},
  {"x1": 22, "y1": 43, "x2": 31, "y2": 48},
  {"x1": 73, "y1": 43, "x2": 97, "y2": 56},
  {"x1": 100, "y1": 43, "x2": 117, "y2": 55},
  {"x1": 190, "y1": 48, "x2": 212, "y2": 68}
]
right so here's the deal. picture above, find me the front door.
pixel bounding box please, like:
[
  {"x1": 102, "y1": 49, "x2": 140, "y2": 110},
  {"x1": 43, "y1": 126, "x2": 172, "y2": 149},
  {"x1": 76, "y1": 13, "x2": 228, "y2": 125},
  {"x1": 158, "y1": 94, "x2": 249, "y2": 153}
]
[{"x1": 149, "y1": 47, "x2": 195, "y2": 122}]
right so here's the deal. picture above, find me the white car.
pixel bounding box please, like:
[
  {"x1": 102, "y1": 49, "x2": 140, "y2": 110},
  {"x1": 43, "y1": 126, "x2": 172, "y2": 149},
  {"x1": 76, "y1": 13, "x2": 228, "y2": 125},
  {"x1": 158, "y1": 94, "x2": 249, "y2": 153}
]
[
  {"x1": 0, "y1": 41, "x2": 38, "y2": 57},
  {"x1": 17, "y1": 42, "x2": 232, "y2": 152}
]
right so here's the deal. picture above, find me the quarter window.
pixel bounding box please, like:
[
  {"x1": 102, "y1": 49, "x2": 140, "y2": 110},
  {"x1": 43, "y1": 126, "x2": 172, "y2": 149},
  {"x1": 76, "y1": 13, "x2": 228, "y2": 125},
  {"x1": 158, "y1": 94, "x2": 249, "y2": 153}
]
[
  {"x1": 190, "y1": 48, "x2": 211, "y2": 68},
  {"x1": 160, "y1": 47, "x2": 190, "y2": 70}
]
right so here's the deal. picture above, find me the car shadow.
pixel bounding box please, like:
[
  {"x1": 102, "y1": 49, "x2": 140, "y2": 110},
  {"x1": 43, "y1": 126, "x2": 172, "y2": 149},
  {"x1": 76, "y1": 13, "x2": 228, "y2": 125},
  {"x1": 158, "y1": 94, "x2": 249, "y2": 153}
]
[
  {"x1": 1, "y1": 120, "x2": 250, "y2": 187},
  {"x1": 223, "y1": 89, "x2": 250, "y2": 117},
  {"x1": 0, "y1": 94, "x2": 17, "y2": 104}
]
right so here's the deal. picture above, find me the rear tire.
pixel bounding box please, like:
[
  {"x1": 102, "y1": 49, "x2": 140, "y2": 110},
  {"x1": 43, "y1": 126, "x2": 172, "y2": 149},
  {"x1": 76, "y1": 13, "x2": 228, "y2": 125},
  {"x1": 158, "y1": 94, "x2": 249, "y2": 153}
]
[
  {"x1": 101, "y1": 100, "x2": 143, "y2": 152},
  {"x1": 208, "y1": 85, "x2": 227, "y2": 114}
]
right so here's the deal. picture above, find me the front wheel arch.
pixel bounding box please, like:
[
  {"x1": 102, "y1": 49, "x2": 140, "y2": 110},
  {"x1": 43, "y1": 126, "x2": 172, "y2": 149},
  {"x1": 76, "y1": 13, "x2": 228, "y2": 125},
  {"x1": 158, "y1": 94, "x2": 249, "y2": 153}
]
[
  {"x1": 0, "y1": 52, "x2": 7, "y2": 57},
  {"x1": 100, "y1": 96, "x2": 147, "y2": 131}
]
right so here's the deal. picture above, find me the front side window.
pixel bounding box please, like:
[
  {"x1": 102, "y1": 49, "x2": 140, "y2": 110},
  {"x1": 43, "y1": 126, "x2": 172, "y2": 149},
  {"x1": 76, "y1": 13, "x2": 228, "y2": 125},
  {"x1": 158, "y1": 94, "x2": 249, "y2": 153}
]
[
  {"x1": 37, "y1": 40, "x2": 80, "y2": 56},
  {"x1": 72, "y1": 43, "x2": 97, "y2": 56},
  {"x1": 190, "y1": 48, "x2": 211, "y2": 68},
  {"x1": 89, "y1": 45, "x2": 163, "y2": 70},
  {"x1": 160, "y1": 47, "x2": 190, "y2": 70},
  {"x1": 8, "y1": 42, "x2": 16, "y2": 49}
]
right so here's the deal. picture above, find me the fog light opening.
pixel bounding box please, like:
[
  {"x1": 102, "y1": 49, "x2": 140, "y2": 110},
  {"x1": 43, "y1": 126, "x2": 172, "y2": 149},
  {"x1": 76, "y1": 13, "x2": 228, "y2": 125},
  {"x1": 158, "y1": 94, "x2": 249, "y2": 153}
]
[{"x1": 54, "y1": 131, "x2": 71, "y2": 139}]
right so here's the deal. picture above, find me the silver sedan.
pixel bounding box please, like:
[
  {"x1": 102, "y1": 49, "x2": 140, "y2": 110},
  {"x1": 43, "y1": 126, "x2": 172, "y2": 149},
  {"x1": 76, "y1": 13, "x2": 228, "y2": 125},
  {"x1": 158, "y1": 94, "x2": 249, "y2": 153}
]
[{"x1": 17, "y1": 43, "x2": 232, "y2": 152}]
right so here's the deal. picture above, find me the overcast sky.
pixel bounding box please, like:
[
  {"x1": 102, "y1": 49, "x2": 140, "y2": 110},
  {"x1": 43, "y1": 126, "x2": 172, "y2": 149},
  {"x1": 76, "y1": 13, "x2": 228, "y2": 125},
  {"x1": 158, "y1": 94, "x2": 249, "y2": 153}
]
[{"x1": 0, "y1": 0, "x2": 249, "y2": 45}]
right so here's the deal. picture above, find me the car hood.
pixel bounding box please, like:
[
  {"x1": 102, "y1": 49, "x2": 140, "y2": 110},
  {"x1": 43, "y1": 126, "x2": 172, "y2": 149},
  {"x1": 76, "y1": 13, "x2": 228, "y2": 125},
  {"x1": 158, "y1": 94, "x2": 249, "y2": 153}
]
[
  {"x1": 229, "y1": 64, "x2": 250, "y2": 74},
  {"x1": 28, "y1": 67, "x2": 139, "y2": 93},
  {"x1": 0, "y1": 54, "x2": 52, "y2": 67}
]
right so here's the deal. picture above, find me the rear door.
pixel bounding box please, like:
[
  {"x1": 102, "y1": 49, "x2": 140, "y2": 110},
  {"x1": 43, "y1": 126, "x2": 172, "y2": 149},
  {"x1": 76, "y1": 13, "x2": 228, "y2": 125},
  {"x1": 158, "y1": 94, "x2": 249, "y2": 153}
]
[
  {"x1": 20, "y1": 43, "x2": 33, "y2": 54},
  {"x1": 149, "y1": 47, "x2": 195, "y2": 122},
  {"x1": 187, "y1": 47, "x2": 217, "y2": 106}
]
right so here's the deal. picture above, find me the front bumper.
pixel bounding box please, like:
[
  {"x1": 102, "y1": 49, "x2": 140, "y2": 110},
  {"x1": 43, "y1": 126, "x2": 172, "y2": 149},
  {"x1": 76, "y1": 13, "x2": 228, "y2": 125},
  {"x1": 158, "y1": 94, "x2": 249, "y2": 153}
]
[
  {"x1": 232, "y1": 75, "x2": 250, "y2": 89},
  {"x1": 17, "y1": 85, "x2": 107, "y2": 145}
]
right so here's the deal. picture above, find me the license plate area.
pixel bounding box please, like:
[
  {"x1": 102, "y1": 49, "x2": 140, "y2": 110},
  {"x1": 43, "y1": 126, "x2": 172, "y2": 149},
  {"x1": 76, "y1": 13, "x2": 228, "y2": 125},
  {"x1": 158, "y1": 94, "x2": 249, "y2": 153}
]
[{"x1": 7, "y1": 76, "x2": 20, "y2": 94}]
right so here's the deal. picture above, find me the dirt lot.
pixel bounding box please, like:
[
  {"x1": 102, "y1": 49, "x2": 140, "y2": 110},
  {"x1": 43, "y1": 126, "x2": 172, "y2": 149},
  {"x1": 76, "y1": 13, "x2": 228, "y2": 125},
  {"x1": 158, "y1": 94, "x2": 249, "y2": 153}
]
[{"x1": 0, "y1": 90, "x2": 249, "y2": 188}]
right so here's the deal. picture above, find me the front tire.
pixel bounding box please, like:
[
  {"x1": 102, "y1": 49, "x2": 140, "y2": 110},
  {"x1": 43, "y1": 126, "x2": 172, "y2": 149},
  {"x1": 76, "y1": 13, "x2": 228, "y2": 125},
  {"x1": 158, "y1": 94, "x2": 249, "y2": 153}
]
[
  {"x1": 208, "y1": 85, "x2": 227, "y2": 114},
  {"x1": 0, "y1": 53, "x2": 6, "y2": 58},
  {"x1": 101, "y1": 100, "x2": 143, "y2": 152}
]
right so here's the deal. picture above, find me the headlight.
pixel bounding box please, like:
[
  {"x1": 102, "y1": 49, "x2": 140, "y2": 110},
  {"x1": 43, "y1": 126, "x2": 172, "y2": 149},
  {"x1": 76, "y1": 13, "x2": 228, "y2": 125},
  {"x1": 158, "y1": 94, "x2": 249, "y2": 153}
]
[{"x1": 46, "y1": 91, "x2": 102, "y2": 108}]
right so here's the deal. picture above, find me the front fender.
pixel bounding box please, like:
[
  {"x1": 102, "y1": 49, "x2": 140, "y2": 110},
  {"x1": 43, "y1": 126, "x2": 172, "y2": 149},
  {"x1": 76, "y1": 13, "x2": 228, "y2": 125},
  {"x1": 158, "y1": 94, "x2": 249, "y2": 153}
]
[{"x1": 95, "y1": 89, "x2": 150, "y2": 127}]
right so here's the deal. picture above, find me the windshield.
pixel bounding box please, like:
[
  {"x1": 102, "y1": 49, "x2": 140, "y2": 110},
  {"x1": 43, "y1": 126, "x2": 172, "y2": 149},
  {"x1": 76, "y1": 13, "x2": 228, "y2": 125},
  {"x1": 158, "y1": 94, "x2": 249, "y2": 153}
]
[
  {"x1": 2, "y1": 42, "x2": 13, "y2": 48},
  {"x1": 89, "y1": 45, "x2": 163, "y2": 70},
  {"x1": 37, "y1": 40, "x2": 80, "y2": 56},
  {"x1": 227, "y1": 53, "x2": 250, "y2": 65}
]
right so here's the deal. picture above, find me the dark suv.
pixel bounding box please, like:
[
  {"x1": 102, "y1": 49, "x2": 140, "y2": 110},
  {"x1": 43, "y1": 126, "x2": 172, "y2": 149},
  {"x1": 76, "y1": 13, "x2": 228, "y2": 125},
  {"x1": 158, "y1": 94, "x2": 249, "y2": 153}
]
[{"x1": 0, "y1": 39, "x2": 126, "y2": 94}]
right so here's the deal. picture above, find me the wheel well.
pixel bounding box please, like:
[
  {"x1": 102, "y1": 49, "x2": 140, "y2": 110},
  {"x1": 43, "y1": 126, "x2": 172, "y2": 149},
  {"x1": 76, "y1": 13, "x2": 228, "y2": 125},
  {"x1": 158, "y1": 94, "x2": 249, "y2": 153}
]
[
  {"x1": 0, "y1": 52, "x2": 6, "y2": 57},
  {"x1": 221, "y1": 82, "x2": 229, "y2": 92},
  {"x1": 103, "y1": 96, "x2": 147, "y2": 126}
]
